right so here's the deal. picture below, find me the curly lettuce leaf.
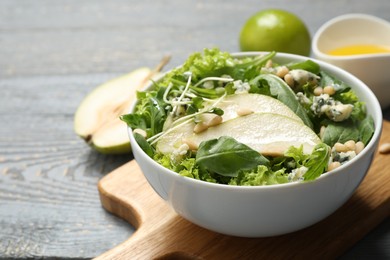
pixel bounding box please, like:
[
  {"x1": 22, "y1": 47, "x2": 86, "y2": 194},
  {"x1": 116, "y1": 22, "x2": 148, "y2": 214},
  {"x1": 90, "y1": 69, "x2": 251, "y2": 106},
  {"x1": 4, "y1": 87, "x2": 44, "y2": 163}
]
[{"x1": 229, "y1": 166, "x2": 289, "y2": 186}]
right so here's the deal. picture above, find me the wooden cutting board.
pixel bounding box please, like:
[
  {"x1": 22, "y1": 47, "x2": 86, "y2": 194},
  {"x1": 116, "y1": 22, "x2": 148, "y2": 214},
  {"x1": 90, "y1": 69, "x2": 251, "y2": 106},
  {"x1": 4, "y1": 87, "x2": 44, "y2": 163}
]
[{"x1": 96, "y1": 121, "x2": 390, "y2": 260}]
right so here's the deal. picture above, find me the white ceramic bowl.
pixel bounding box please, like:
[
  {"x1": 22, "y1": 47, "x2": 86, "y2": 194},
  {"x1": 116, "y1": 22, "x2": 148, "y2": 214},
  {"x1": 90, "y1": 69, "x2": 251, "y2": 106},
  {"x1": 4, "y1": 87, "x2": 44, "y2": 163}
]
[
  {"x1": 128, "y1": 52, "x2": 382, "y2": 237},
  {"x1": 312, "y1": 13, "x2": 390, "y2": 109}
]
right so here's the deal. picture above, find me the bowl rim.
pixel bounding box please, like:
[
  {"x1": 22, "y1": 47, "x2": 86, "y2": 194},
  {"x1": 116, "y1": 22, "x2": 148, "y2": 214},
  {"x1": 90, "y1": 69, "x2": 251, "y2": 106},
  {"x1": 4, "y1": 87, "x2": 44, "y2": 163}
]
[
  {"x1": 128, "y1": 51, "x2": 383, "y2": 191},
  {"x1": 312, "y1": 13, "x2": 390, "y2": 60}
]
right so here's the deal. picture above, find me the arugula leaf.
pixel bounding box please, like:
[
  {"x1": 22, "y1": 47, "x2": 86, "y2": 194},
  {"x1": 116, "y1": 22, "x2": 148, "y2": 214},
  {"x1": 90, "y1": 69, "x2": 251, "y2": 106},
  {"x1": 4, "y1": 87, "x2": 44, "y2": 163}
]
[
  {"x1": 229, "y1": 51, "x2": 276, "y2": 80},
  {"x1": 185, "y1": 96, "x2": 205, "y2": 115},
  {"x1": 122, "y1": 87, "x2": 168, "y2": 138},
  {"x1": 284, "y1": 145, "x2": 308, "y2": 167},
  {"x1": 189, "y1": 85, "x2": 225, "y2": 99},
  {"x1": 322, "y1": 121, "x2": 360, "y2": 147},
  {"x1": 120, "y1": 113, "x2": 147, "y2": 130},
  {"x1": 303, "y1": 143, "x2": 330, "y2": 181},
  {"x1": 250, "y1": 74, "x2": 313, "y2": 128},
  {"x1": 196, "y1": 136, "x2": 269, "y2": 177}
]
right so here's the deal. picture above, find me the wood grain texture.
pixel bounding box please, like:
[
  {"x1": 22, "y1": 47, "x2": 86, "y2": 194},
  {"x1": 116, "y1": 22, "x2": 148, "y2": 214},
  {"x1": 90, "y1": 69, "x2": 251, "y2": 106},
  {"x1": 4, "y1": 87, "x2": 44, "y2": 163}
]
[
  {"x1": 0, "y1": 0, "x2": 390, "y2": 258},
  {"x1": 96, "y1": 121, "x2": 390, "y2": 260}
]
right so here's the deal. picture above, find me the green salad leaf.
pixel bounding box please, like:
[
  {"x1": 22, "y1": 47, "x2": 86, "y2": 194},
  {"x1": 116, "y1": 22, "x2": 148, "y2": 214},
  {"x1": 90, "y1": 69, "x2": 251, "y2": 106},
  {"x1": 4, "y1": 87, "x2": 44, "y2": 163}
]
[
  {"x1": 229, "y1": 166, "x2": 289, "y2": 186},
  {"x1": 196, "y1": 136, "x2": 269, "y2": 177},
  {"x1": 250, "y1": 74, "x2": 313, "y2": 128},
  {"x1": 133, "y1": 133, "x2": 154, "y2": 158},
  {"x1": 303, "y1": 143, "x2": 331, "y2": 181},
  {"x1": 322, "y1": 121, "x2": 360, "y2": 147},
  {"x1": 286, "y1": 60, "x2": 320, "y2": 74},
  {"x1": 359, "y1": 116, "x2": 375, "y2": 145}
]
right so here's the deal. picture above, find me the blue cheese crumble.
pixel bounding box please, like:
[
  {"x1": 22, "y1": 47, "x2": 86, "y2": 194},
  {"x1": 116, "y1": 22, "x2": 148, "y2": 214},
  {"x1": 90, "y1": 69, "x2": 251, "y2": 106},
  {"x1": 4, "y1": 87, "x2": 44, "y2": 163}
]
[{"x1": 311, "y1": 94, "x2": 353, "y2": 122}]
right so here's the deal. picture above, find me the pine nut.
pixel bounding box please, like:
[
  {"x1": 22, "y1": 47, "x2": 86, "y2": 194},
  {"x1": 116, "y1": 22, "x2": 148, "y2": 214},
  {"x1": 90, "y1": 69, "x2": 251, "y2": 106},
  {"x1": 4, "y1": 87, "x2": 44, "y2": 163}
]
[
  {"x1": 182, "y1": 138, "x2": 198, "y2": 150},
  {"x1": 355, "y1": 141, "x2": 365, "y2": 154},
  {"x1": 379, "y1": 143, "x2": 390, "y2": 154},
  {"x1": 344, "y1": 140, "x2": 356, "y2": 151},
  {"x1": 323, "y1": 85, "x2": 336, "y2": 95},
  {"x1": 328, "y1": 161, "x2": 341, "y2": 171},
  {"x1": 265, "y1": 59, "x2": 273, "y2": 68},
  {"x1": 236, "y1": 107, "x2": 254, "y2": 116},
  {"x1": 206, "y1": 115, "x2": 223, "y2": 127},
  {"x1": 334, "y1": 142, "x2": 349, "y2": 153},
  {"x1": 284, "y1": 73, "x2": 294, "y2": 87},
  {"x1": 313, "y1": 87, "x2": 323, "y2": 96},
  {"x1": 193, "y1": 122, "x2": 208, "y2": 133},
  {"x1": 319, "y1": 126, "x2": 326, "y2": 139},
  {"x1": 197, "y1": 113, "x2": 222, "y2": 127},
  {"x1": 276, "y1": 66, "x2": 289, "y2": 78}
]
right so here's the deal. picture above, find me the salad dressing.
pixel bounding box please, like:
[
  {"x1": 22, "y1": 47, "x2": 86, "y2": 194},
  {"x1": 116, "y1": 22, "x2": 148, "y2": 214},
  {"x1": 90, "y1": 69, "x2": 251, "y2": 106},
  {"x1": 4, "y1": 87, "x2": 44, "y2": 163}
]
[{"x1": 328, "y1": 44, "x2": 390, "y2": 56}]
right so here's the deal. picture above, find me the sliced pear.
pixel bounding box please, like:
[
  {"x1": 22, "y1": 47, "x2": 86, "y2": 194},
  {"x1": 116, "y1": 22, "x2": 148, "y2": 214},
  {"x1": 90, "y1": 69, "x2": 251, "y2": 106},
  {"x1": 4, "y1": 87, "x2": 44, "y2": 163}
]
[
  {"x1": 157, "y1": 113, "x2": 320, "y2": 156},
  {"x1": 213, "y1": 93, "x2": 303, "y2": 123},
  {"x1": 74, "y1": 67, "x2": 153, "y2": 154}
]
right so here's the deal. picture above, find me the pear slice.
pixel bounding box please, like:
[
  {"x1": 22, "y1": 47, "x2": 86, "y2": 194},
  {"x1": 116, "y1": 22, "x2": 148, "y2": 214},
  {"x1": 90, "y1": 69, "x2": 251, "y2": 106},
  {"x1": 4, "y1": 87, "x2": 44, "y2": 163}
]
[
  {"x1": 74, "y1": 56, "x2": 171, "y2": 154},
  {"x1": 74, "y1": 67, "x2": 152, "y2": 154},
  {"x1": 157, "y1": 113, "x2": 320, "y2": 156},
  {"x1": 213, "y1": 93, "x2": 303, "y2": 123}
]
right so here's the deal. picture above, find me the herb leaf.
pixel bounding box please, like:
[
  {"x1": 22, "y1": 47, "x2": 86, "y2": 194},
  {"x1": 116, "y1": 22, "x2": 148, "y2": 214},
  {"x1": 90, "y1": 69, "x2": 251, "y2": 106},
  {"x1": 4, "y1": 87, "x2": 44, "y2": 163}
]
[
  {"x1": 133, "y1": 133, "x2": 155, "y2": 158},
  {"x1": 359, "y1": 115, "x2": 375, "y2": 145},
  {"x1": 250, "y1": 74, "x2": 313, "y2": 128},
  {"x1": 303, "y1": 143, "x2": 330, "y2": 181},
  {"x1": 120, "y1": 113, "x2": 147, "y2": 130},
  {"x1": 286, "y1": 60, "x2": 320, "y2": 74},
  {"x1": 196, "y1": 136, "x2": 269, "y2": 177},
  {"x1": 322, "y1": 121, "x2": 360, "y2": 147}
]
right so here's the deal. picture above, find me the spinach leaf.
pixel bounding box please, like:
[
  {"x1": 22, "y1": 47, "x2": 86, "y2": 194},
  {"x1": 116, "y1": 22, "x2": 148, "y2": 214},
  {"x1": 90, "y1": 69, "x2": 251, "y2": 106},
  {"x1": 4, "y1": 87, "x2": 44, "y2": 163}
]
[
  {"x1": 322, "y1": 121, "x2": 360, "y2": 147},
  {"x1": 319, "y1": 71, "x2": 351, "y2": 94},
  {"x1": 286, "y1": 60, "x2": 320, "y2": 74},
  {"x1": 196, "y1": 136, "x2": 269, "y2": 177},
  {"x1": 250, "y1": 74, "x2": 313, "y2": 128},
  {"x1": 359, "y1": 116, "x2": 375, "y2": 145},
  {"x1": 134, "y1": 133, "x2": 155, "y2": 158},
  {"x1": 303, "y1": 143, "x2": 330, "y2": 181}
]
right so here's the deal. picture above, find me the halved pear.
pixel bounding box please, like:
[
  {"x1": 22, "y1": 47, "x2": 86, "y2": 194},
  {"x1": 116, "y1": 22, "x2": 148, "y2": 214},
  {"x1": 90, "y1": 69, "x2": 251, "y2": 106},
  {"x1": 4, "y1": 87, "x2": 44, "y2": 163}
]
[
  {"x1": 213, "y1": 93, "x2": 303, "y2": 123},
  {"x1": 74, "y1": 67, "x2": 153, "y2": 154},
  {"x1": 157, "y1": 113, "x2": 320, "y2": 156}
]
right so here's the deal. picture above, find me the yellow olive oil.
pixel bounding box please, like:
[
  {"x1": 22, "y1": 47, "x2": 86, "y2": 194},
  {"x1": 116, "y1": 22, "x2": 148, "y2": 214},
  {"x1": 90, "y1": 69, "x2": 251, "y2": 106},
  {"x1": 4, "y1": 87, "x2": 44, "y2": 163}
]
[{"x1": 328, "y1": 44, "x2": 390, "y2": 56}]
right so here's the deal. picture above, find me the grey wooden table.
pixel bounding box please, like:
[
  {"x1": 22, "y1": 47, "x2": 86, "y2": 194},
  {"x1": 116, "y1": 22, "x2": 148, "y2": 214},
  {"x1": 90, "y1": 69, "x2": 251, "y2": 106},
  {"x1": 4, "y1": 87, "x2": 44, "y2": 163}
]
[{"x1": 1, "y1": 0, "x2": 389, "y2": 259}]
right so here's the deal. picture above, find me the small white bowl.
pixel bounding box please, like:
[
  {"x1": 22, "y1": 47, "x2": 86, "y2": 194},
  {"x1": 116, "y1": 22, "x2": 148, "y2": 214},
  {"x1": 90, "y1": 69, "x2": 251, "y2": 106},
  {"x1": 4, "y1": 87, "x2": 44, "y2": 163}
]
[
  {"x1": 312, "y1": 13, "x2": 390, "y2": 109},
  {"x1": 128, "y1": 52, "x2": 382, "y2": 237}
]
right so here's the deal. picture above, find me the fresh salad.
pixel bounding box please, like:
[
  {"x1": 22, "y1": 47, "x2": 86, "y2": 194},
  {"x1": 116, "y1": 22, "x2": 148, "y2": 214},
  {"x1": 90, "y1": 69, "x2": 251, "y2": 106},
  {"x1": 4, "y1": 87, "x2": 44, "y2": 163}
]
[{"x1": 121, "y1": 48, "x2": 374, "y2": 186}]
